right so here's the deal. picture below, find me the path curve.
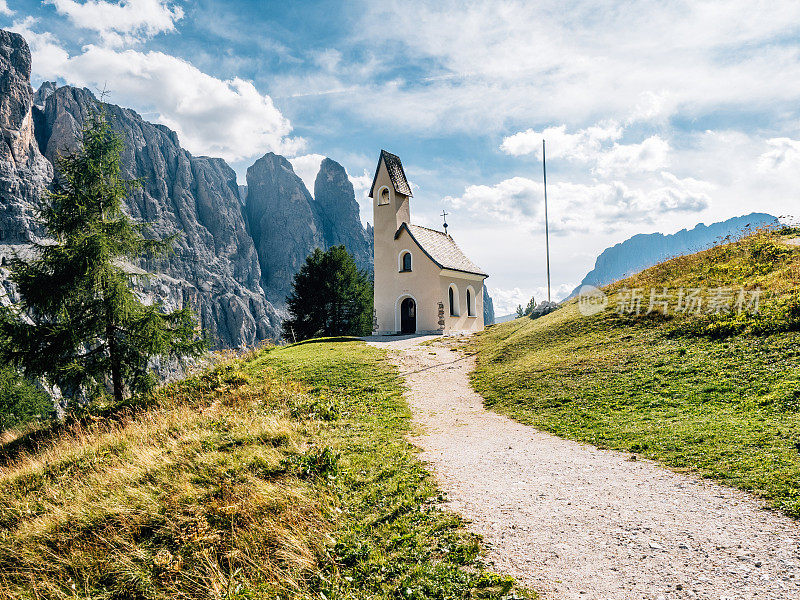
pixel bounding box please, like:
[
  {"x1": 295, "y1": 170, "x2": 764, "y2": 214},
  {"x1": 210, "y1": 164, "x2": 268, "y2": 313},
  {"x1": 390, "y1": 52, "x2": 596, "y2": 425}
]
[{"x1": 366, "y1": 335, "x2": 800, "y2": 600}]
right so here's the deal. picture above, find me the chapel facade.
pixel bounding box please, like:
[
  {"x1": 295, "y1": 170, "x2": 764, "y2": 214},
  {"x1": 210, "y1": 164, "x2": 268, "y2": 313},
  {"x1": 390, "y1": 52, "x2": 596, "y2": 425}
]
[{"x1": 370, "y1": 150, "x2": 488, "y2": 335}]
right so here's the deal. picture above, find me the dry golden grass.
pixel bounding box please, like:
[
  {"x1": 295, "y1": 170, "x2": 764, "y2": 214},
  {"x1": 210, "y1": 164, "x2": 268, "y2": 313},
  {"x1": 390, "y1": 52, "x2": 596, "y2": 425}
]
[
  {"x1": 605, "y1": 228, "x2": 800, "y2": 297},
  {"x1": 0, "y1": 358, "x2": 327, "y2": 599}
]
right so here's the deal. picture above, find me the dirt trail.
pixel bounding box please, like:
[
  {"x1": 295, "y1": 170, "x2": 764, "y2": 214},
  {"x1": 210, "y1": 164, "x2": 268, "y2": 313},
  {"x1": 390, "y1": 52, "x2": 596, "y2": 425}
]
[{"x1": 366, "y1": 335, "x2": 800, "y2": 600}]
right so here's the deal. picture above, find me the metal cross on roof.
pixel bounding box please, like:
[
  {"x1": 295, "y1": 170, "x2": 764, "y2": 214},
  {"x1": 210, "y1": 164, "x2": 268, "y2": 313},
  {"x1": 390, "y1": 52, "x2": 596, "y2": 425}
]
[{"x1": 442, "y1": 210, "x2": 449, "y2": 235}]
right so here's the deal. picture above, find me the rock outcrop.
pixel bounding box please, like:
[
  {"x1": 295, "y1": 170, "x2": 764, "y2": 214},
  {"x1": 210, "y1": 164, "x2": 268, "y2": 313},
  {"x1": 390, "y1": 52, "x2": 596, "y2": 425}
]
[
  {"x1": 245, "y1": 153, "x2": 324, "y2": 305},
  {"x1": 245, "y1": 153, "x2": 373, "y2": 305},
  {"x1": 36, "y1": 85, "x2": 282, "y2": 348},
  {"x1": 572, "y1": 213, "x2": 779, "y2": 295},
  {"x1": 0, "y1": 31, "x2": 51, "y2": 247},
  {"x1": 313, "y1": 157, "x2": 372, "y2": 273},
  {"x1": 483, "y1": 287, "x2": 495, "y2": 325},
  {"x1": 0, "y1": 30, "x2": 283, "y2": 348}
]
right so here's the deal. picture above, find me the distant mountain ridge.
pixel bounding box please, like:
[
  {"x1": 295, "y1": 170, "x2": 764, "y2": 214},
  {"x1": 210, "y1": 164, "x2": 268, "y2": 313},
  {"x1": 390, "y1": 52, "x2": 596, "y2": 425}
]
[{"x1": 572, "y1": 213, "x2": 779, "y2": 296}]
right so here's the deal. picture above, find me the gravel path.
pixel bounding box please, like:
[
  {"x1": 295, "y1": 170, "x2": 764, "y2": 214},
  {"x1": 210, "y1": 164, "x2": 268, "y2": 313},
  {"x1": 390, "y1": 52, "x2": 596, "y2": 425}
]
[{"x1": 366, "y1": 335, "x2": 800, "y2": 600}]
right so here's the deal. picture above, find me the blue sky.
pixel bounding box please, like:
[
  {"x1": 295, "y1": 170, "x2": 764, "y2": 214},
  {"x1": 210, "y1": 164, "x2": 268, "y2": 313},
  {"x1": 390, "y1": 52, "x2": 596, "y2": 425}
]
[{"x1": 5, "y1": 0, "x2": 800, "y2": 314}]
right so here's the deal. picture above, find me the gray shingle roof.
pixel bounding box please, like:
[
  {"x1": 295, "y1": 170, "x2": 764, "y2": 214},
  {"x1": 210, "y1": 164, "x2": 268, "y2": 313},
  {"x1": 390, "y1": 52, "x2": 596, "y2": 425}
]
[
  {"x1": 369, "y1": 150, "x2": 413, "y2": 198},
  {"x1": 396, "y1": 223, "x2": 488, "y2": 277}
]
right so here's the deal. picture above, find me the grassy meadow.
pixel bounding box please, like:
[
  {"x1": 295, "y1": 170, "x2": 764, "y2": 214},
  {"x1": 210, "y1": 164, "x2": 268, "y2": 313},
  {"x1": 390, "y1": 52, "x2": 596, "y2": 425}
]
[
  {"x1": 0, "y1": 340, "x2": 530, "y2": 599},
  {"x1": 472, "y1": 229, "x2": 800, "y2": 516}
]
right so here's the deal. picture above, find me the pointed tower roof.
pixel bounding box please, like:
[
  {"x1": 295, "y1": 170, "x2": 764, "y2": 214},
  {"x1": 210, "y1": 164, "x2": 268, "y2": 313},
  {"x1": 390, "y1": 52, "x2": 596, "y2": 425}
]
[{"x1": 369, "y1": 149, "x2": 413, "y2": 198}]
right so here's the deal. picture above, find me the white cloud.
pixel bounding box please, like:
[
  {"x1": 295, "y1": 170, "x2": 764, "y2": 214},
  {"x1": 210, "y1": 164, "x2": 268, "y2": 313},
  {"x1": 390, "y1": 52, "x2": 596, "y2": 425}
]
[
  {"x1": 448, "y1": 177, "x2": 541, "y2": 224},
  {"x1": 0, "y1": 1, "x2": 13, "y2": 17},
  {"x1": 487, "y1": 287, "x2": 535, "y2": 316},
  {"x1": 446, "y1": 171, "x2": 710, "y2": 235},
  {"x1": 11, "y1": 18, "x2": 69, "y2": 68},
  {"x1": 501, "y1": 123, "x2": 668, "y2": 177},
  {"x1": 280, "y1": 0, "x2": 800, "y2": 135},
  {"x1": 594, "y1": 136, "x2": 670, "y2": 176},
  {"x1": 500, "y1": 122, "x2": 622, "y2": 160},
  {"x1": 627, "y1": 91, "x2": 672, "y2": 124},
  {"x1": 47, "y1": 0, "x2": 183, "y2": 45},
  {"x1": 12, "y1": 19, "x2": 302, "y2": 163},
  {"x1": 289, "y1": 154, "x2": 325, "y2": 195},
  {"x1": 349, "y1": 168, "x2": 372, "y2": 196},
  {"x1": 757, "y1": 138, "x2": 800, "y2": 172},
  {"x1": 348, "y1": 167, "x2": 374, "y2": 226}
]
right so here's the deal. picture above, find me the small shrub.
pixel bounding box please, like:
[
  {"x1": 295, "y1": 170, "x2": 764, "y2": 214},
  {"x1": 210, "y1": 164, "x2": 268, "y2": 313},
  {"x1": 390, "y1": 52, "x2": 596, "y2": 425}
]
[
  {"x1": 528, "y1": 301, "x2": 559, "y2": 320},
  {"x1": 290, "y1": 393, "x2": 341, "y2": 421},
  {"x1": 199, "y1": 363, "x2": 250, "y2": 391},
  {"x1": 0, "y1": 367, "x2": 51, "y2": 430},
  {"x1": 778, "y1": 225, "x2": 800, "y2": 236},
  {"x1": 667, "y1": 291, "x2": 800, "y2": 339},
  {"x1": 282, "y1": 446, "x2": 340, "y2": 480}
]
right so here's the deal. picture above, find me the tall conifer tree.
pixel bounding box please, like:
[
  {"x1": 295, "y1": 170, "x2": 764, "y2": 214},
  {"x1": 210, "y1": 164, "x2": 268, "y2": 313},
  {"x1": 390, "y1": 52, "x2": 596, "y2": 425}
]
[{"x1": 0, "y1": 109, "x2": 205, "y2": 405}]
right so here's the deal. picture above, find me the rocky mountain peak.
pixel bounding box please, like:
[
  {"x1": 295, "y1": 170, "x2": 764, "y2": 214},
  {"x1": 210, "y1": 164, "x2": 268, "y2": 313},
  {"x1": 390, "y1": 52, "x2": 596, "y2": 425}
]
[
  {"x1": 314, "y1": 157, "x2": 372, "y2": 272},
  {"x1": 572, "y1": 212, "x2": 779, "y2": 295},
  {"x1": 0, "y1": 30, "x2": 39, "y2": 166},
  {"x1": 245, "y1": 152, "x2": 322, "y2": 304},
  {"x1": 0, "y1": 31, "x2": 283, "y2": 348},
  {"x1": 33, "y1": 81, "x2": 57, "y2": 110},
  {"x1": 0, "y1": 31, "x2": 51, "y2": 246}
]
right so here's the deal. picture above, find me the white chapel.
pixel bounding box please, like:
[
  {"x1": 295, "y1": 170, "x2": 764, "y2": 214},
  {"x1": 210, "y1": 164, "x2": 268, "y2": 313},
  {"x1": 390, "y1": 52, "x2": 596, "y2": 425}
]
[{"x1": 370, "y1": 150, "x2": 489, "y2": 335}]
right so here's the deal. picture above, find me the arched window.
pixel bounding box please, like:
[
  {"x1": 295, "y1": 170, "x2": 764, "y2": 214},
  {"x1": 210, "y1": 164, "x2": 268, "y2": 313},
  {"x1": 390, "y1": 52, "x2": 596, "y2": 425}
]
[
  {"x1": 400, "y1": 252, "x2": 412, "y2": 272},
  {"x1": 466, "y1": 286, "x2": 477, "y2": 316},
  {"x1": 448, "y1": 284, "x2": 460, "y2": 317},
  {"x1": 378, "y1": 186, "x2": 390, "y2": 205}
]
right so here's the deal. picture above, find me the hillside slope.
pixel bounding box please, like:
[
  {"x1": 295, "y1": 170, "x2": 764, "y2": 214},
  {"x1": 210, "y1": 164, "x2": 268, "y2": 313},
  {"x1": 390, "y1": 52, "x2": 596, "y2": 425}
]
[
  {"x1": 0, "y1": 341, "x2": 529, "y2": 599},
  {"x1": 473, "y1": 228, "x2": 800, "y2": 516},
  {"x1": 572, "y1": 212, "x2": 778, "y2": 295}
]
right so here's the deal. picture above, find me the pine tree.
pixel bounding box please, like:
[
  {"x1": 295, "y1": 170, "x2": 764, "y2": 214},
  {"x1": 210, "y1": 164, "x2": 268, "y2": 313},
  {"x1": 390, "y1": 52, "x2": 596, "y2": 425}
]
[
  {"x1": 524, "y1": 296, "x2": 537, "y2": 316},
  {"x1": 283, "y1": 246, "x2": 373, "y2": 341},
  {"x1": 0, "y1": 109, "x2": 205, "y2": 405}
]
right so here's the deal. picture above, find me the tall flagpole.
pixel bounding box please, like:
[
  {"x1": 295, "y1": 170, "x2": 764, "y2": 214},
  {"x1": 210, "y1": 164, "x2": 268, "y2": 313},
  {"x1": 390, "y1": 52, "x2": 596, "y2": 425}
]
[{"x1": 543, "y1": 139, "x2": 551, "y2": 303}]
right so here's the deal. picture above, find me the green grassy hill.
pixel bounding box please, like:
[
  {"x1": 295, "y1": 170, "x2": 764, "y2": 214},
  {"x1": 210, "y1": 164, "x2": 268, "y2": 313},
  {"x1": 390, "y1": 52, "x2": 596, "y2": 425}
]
[
  {"x1": 0, "y1": 341, "x2": 529, "y2": 599},
  {"x1": 473, "y1": 228, "x2": 800, "y2": 516}
]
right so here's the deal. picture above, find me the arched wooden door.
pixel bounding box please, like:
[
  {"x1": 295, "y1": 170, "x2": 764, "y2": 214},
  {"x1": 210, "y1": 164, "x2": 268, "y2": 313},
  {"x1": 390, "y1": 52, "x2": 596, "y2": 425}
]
[{"x1": 400, "y1": 298, "x2": 416, "y2": 334}]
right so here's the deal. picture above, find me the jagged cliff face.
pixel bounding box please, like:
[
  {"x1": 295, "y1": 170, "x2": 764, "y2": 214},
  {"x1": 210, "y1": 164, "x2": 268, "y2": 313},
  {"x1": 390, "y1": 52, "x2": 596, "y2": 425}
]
[
  {"x1": 0, "y1": 30, "x2": 375, "y2": 347},
  {"x1": 313, "y1": 158, "x2": 373, "y2": 273},
  {"x1": 245, "y1": 153, "x2": 324, "y2": 305},
  {"x1": 38, "y1": 86, "x2": 283, "y2": 347},
  {"x1": 245, "y1": 153, "x2": 373, "y2": 305},
  {"x1": 0, "y1": 31, "x2": 281, "y2": 347},
  {"x1": 0, "y1": 31, "x2": 51, "y2": 247}
]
